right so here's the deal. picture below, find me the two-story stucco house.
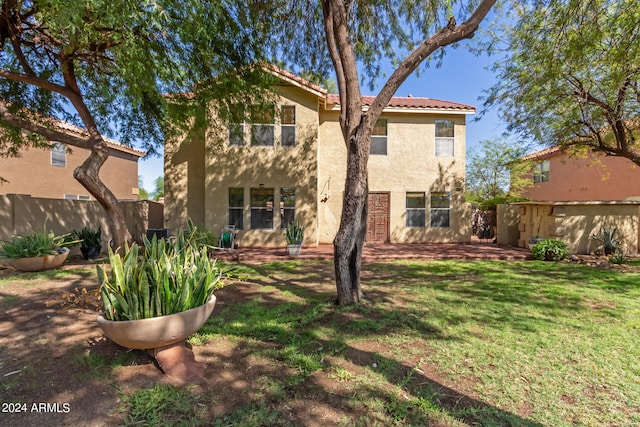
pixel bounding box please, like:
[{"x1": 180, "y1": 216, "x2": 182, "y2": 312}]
[
  {"x1": 518, "y1": 145, "x2": 640, "y2": 202},
  {"x1": 165, "y1": 67, "x2": 474, "y2": 247},
  {"x1": 0, "y1": 121, "x2": 144, "y2": 201}
]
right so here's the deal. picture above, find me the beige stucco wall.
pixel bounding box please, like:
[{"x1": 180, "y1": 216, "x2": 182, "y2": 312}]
[
  {"x1": 0, "y1": 144, "x2": 140, "y2": 200},
  {"x1": 165, "y1": 85, "x2": 320, "y2": 246},
  {"x1": 501, "y1": 201, "x2": 640, "y2": 255},
  {"x1": 0, "y1": 194, "x2": 164, "y2": 254},
  {"x1": 165, "y1": 83, "x2": 473, "y2": 247},
  {"x1": 318, "y1": 110, "x2": 471, "y2": 244}
]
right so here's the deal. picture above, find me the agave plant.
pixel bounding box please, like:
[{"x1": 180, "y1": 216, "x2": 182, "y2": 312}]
[
  {"x1": 97, "y1": 223, "x2": 223, "y2": 321},
  {"x1": 591, "y1": 225, "x2": 619, "y2": 255}
]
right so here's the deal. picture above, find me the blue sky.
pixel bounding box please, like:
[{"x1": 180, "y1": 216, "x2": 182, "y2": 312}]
[{"x1": 137, "y1": 48, "x2": 506, "y2": 192}]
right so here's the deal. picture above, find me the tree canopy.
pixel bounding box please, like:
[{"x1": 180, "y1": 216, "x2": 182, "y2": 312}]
[
  {"x1": 465, "y1": 137, "x2": 531, "y2": 203},
  {"x1": 0, "y1": 0, "x2": 271, "y2": 247},
  {"x1": 485, "y1": 0, "x2": 640, "y2": 164}
]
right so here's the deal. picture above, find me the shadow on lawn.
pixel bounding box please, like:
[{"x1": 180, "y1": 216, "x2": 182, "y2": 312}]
[{"x1": 208, "y1": 261, "x2": 548, "y2": 426}]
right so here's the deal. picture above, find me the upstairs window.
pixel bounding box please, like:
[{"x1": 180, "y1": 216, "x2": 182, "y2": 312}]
[
  {"x1": 435, "y1": 120, "x2": 455, "y2": 157},
  {"x1": 281, "y1": 106, "x2": 296, "y2": 147},
  {"x1": 370, "y1": 119, "x2": 387, "y2": 155},
  {"x1": 533, "y1": 160, "x2": 550, "y2": 183},
  {"x1": 228, "y1": 105, "x2": 245, "y2": 146},
  {"x1": 430, "y1": 191, "x2": 451, "y2": 228},
  {"x1": 51, "y1": 142, "x2": 66, "y2": 167},
  {"x1": 250, "y1": 187, "x2": 274, "y2": 229},
  {"x1": 406, "y1": 192, "x2": 426, "y2": 227},
  {"x1": 250, "y1": 105, "x2": 275, "y2": 146},
  {"x1": 228, "y1": 188, "x2": 244, "y2": 230},
  {"x1": 280, "y1": 187, "x2": 296, "y2": 229}
]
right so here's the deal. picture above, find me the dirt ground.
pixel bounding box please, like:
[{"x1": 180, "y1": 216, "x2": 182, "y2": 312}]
[{"x1": 1, "y1": 258, "x2": 396, "y2": 427}]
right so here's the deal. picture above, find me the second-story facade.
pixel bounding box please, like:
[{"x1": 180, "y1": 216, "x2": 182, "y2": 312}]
[
  {"x1": 165, "y1": 67, "x2": 474, "y2": 247},
  {"x1": 518, "y1": 146, "x2": 640, "y2": 202}
]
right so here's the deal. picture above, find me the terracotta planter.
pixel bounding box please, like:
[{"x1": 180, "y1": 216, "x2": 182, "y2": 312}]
[
  {"x1": 9, "y1": 250, "x2": 69, "y2": 272},
  {"x1": 287, "y1": 244, "x2": 302, "y2": 258},
  {"x1": 97, "y1": 295, "x2": 217, "y2": 350}
]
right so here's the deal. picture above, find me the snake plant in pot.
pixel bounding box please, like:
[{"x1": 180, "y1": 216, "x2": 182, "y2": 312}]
[
  {"x1": 96, "y1": 222, "x2": 224, "y2": 350},
  {"x1": 285, "y1": 221, "x2": 305, "y2": 258},
  {"x1": 0, "y1": 226, "x2": 79, "y2": 271}
]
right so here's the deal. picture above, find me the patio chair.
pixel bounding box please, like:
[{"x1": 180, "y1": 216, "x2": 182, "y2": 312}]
[{"x1": 219, "y1": 225, "x2": 237, "y2": 250}]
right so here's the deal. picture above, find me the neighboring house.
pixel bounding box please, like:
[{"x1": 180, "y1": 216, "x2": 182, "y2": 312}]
[
  {"x1": 0, "y1": 122, "x2": 144, "y2": 201},
  {"x1": 517, "y1": 146, "x2": 640, "y2": 201},
  {"x1": 165, "y1": 67, "x2": 475, "y2": 247}
]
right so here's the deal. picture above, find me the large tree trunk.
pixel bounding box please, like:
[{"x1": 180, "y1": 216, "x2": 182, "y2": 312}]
[
  {"x1": 333, "y1": 123, "x2": 370, "y2": 305},
  {"x1": 74, "y1": 135, "x2": 132, "y2": 250}
]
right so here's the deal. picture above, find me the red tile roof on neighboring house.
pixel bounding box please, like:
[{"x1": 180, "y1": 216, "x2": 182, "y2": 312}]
[
  {"x1": 325, "y1": 94, "x2": 475, "y2": 111},
  {"x1": 54, "y1": 120, "x2": 146, "y2": 157},
  {"x1": 521, "y1": 146, "x2": 564, "y2": 161}
]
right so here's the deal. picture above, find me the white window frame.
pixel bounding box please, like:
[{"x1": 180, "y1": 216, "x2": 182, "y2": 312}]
[
  {"x1": 533, "y1": 160, "x2": 550, "y2": 183},
  {"x1": 406, "y1": 192, "x2": 426, "y2": 228},
  {"x1": 280, "y1": 106, "x2": 296, "y2": 147},
  {"x1": 51, "y1": 142, "x2": 66, "y2": 167},
  {"x1": 370, "y1": 119, "x2": 387, "y2": 155},
  {"x1": 435, "y1": 120, "x2": 455, "y2": 157},
  {"x1": 430, "y1": 191, "x2": 451, "y2": 228}
]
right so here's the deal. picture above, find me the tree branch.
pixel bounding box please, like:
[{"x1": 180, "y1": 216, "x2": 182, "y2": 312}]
[
  {"x1": 0, "y1": 100, "x2": 91, "y2": 149},
  {"x1": 368, "y1": 0, "x2": 497, "y2": 122}
]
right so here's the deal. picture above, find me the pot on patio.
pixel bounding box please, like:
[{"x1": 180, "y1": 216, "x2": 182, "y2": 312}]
[{"x1": 287, "y1": 244, "x2": 302, "y2": 258}]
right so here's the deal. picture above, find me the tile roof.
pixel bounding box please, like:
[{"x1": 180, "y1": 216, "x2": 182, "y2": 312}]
[
  {"x1": 53, "y1": 120, "x2": 146, "y2": 157},
  {"x1": 521, "y1": 146, "x2": 563, "y2": 161},
  {"x1": 326, "y1": 94, "x2": 475, "y2": 111}
]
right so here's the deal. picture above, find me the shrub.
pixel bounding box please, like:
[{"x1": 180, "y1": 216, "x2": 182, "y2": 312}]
[
  {"x1": 532, "y1": 239, "x2": 569, "y2": 261},
  {"x1": 609, "y1": 248, "x2": 628, "y2": 265},
  {"x1": 73, "y1": 226, "x2": 102, "y2": 248}
]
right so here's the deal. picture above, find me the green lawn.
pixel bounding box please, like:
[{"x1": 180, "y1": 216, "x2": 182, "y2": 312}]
[{"x1": 177, "y1": 259, "x2": 640, "y2": 426}]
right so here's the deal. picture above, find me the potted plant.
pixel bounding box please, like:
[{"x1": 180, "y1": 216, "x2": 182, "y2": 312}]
[
  {"x1": 531, "y1": 239, "x2": 569, "y2": 261},
  {"x1": 285, "y1": 221, "x2": 304, "y2": 258},
  {"x1": 0, "y1": 227, "x2": 78, "y2": 271},
  {"x1": 591, "y1": 225, "x2": 619, "y2": 255},
  {"x1": 96, "y1": 222, "x2": 223, "y2": 382},
  {"x1": 73, "y1": 226, "x2": 102, "y2": 260}
]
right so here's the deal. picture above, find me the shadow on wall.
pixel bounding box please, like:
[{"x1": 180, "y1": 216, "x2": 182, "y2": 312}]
[
  {"x1": 390, "y1": 161, "x2": 470, "y2": 243},
  {"x1": 166, "y1": 111, "x2": 320, "y2": 246},
  {"x1": 0, "y1": 194, "x2": 163, "y2": 249}
]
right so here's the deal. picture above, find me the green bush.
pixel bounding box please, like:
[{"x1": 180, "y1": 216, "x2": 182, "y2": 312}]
[
  {"x1": 0, "y1": 227, "x2": 78, "y2": 259},
  {"x1": 609, "y1": 248, "x2": 628, "y2": 265},
  {"x1": 532, "y1": 239, "x2": 569, "y2": 261},
  {"x1": 73, "y1": 226, "x2": 102, "y2": 248},
  {"x1": 97, "y1": 222, "x2": 224, "y2": 321}
]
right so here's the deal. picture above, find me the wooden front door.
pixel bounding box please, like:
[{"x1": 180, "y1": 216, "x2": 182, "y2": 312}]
[{"x1": 366, "y1": 192, "x2": 390, "y2": 243}]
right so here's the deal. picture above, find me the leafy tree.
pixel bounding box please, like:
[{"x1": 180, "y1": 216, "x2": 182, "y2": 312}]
[
  {"x1": 466, "y1": 137, "x2": 531, "y2": 203},
  {"x1": 0, "y1": 0, "x2": 269, "y2": 248},
  {"x1": 152, "y1": 176, "x2": 164, "y2": 202},
  {"x1": 266, "y1": 1, "x2": 497, "y2": 304},
  {"x1": 485, "y1": 0, "x2": 640, "y2": 165},
  {"x1": 138, "y1": 176, "x2": 149, "y2": 200}
]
